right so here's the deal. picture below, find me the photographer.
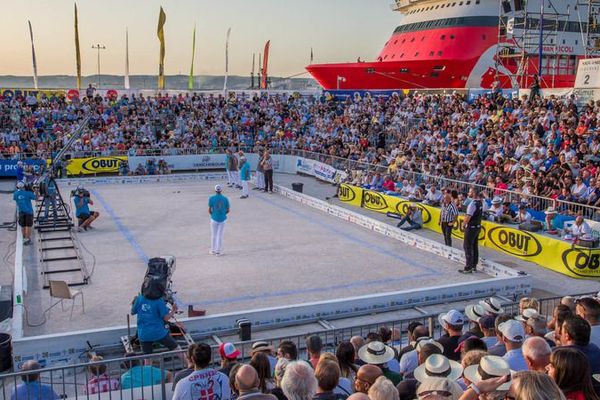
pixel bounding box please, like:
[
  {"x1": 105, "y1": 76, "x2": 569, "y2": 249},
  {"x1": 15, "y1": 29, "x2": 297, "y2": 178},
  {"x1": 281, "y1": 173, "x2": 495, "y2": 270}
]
[
  {"x1": 13, "y1": 181, "x2": 36, "y2": 246},
  {"x1": 73, "y1": 185, "x2": 100, "y2": 232},
  {"x1": 131, "y1": 287, "x2": 180, "y2": 355}
]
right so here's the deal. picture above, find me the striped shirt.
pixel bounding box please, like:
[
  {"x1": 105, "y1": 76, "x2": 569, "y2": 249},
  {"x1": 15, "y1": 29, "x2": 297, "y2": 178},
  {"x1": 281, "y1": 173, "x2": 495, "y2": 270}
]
[{"x1": 440, "y1": 202, "x2": 459, "y2": 223}]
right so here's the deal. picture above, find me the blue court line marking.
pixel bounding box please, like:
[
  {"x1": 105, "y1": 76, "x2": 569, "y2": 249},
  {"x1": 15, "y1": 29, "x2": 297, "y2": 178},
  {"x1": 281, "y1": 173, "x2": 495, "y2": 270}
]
[
  {"x1": 90, "y1": 189, "x2": 149, "y2": 264},
  {"x1": 200, "y1": 271, "x2": 436, "y2": 306},
  {"x1": 254, "y1": 193, "x2": 439, "y2": 274}
]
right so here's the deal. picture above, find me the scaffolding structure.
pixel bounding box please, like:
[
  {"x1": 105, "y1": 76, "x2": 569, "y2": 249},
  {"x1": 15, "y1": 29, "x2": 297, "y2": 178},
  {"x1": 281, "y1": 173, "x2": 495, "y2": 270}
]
[{"x1": 496, "y1": 0, "x2": 600, "y2": 89}]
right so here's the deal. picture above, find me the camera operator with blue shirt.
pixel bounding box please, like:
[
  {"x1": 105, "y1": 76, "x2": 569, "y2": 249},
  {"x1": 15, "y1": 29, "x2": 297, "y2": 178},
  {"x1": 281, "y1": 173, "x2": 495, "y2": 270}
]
[
  {"x1": 13, "y1": 181, "x2": 36, "y2": 246},
  {"x1": 131, "y1": 287, "x2": 180, "y2": 355},
  {"x1": 73, "y1": 185, "x2": 99, "y2": 232}
]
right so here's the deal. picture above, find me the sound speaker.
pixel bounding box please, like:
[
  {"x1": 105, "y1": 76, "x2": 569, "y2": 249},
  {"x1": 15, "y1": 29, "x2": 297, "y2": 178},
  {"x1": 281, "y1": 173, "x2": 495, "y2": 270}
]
[{"x1": 237, "y1": 318, "x2": 252, "y2": 341}]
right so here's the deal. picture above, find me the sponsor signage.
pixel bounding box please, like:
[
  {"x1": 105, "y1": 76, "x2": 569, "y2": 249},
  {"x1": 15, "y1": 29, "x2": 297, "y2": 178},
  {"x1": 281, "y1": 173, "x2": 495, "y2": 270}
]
[
  {"x1": 0, "y1": 159, "x2": 46, "y2": 177},
  {"x1": 575, "y1": 58, "x2": 600, "y2": 88},
  {"x1": 295, "y1": 157, "x2": 345, "y2": 183},
  {"x1": 67, "y1": 156, "x2": 127, "y2": 175},
  {"x1": 339, "y1": 184, "x2": 600, "y2": 279},
  {"x1": 0, "y1": 88, "x2": 66, "y2": 100},
  {"x1": 128, "y1": 154, "x2": 227, "y2": 172}
]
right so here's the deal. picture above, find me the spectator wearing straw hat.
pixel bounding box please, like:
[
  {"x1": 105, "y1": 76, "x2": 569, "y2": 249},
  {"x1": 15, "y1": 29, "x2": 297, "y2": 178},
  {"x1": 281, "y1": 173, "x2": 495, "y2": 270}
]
[
  {"x1": 545, "y1": 207, "x2": 559, "y2": 233},
  {"x1": 461, "y1": 355, "x2": 513, "y2": 398},
  {"x1": 464, "y1": 304, "x2": 486, "y2": 339},
  {"x1": 253, "y1": 341, "x2": 278, "y2": 373},
  {"x1": 209, "y1": 184, "x2": 230, "y2": 256},
  {"x1": 396, "y1": 342, "x2": 442, "y2": 400},
  {"x1": 219, "y1": 342, "x2": 241, "y2": 377},
  {"x1": 479, "y1": 297, "x2": 505, "y2": 317},
  {"x1": 416, "y1": 377, "x2": 463, "y2": 400},
  {"x1": 357, "y1": 341, "x2": 401, "y2": 385},
  {"x1": 437, "y1": 310, "x2": 466, "y2": 362},
  {"x1": 414, "y1": 354, "x2": 463, "y2": 386},
  {"x1": 368, "y1": 376, "x2": 399, "y2": 400}
]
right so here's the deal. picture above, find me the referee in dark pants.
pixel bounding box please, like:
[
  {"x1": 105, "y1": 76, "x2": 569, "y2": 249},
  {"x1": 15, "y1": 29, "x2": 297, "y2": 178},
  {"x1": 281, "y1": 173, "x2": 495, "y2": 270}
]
[
  {"x1": 460, "y1": 190, "x2": 483, "y2": 274},
  {"x1": 439, "y1": 190, "x2": 458, "y2": 247}
]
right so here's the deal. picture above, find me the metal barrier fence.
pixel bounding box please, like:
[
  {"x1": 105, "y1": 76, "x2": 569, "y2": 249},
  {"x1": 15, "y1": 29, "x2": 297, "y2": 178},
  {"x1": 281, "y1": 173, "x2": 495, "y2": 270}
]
[
  {"x1": 1, "y1": 292, "x2": 596, "y2": 400},
  {"x1": 4, "y1": 145, "x2": 600, "y2": 219}
]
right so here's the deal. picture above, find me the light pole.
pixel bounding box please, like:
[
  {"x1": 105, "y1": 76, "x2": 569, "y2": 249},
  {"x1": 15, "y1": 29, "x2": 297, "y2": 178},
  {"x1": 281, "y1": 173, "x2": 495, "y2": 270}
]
[
  {"x1": 336, "y1": 75, "x2": 346, "y2": 90},
  {"x1": 91, "y1": 43, "x2": 106, "y2": 88}
]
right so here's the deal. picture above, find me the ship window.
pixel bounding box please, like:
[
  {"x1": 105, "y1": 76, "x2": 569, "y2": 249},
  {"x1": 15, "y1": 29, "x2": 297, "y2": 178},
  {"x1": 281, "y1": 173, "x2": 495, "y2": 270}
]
[
  {"x1": 402, "y1": 39, "x2": 406, "y2": 43},
  {"x1": 476, "y1": 0, "x2": 480, "y2": 3},
  {"x1": 394, "y1": 40, "x2": 398, "y2": 44},
  {"x1": 450, "y1": 35, "x2": 455, "y2": 39},
  {"x1": 411, "y1": 37, "x2": 415, "y2": 42},
  {"x1": 437, "y1": 51, "x2": 443, "y2": 56},
  {"x1": 452, "y1": 2, "x2": 456, "y2": 6},
  {"x1": 575, "y1": 40, "x2": 578, "y2": 44},
  {"x1": 400, "y1": 53, "x2": 405, "y2": 58},
  {"x1": 433, "y1": 65, "x2": 446, "y2": 70},
  {"x1": 562, "y1": 39, "x2": 566, "y2": 44},
  {"x1": 431, "y1": 72, "x2": 440, "y2": 77},
  {"x1": 367, "y1": 68, "x2": 375, "y2": 74},
  {"x1": 466, "y1": 0, "x2": 471, "y2": 4},
  {"x1": 400, "y1": 68, "x2": 409, "y2": 73},
  {"x1": 441, "y1": 35, "x2": 446, "y2": 39},
  {"x1": 429, "y1": 51, "x2": 435, "y2": 56},
  {"x1": 421, "y1": 36, "x2": 425, "y2": 41},
  {"x1": 441, "y1": 3, "x2": 445, "y2": 7},
  {"x1": 391, "y1": 54, "x2": 395, "y2": 59},
  {"x1": 415, "y1": 52, "x2": 420, "y2": 56},
  {"x1": 436, "y1": 5, "x2": 440, "y2": 8},
  {"x1": 384, "y1": 55, "x2": 388, "y2": 59},
  {"x1": 459, "y1": 1, "x2": 464, "y2": 4},
  {"x1": 550, "y1": 38, "x2": 554, "y2": 44}
]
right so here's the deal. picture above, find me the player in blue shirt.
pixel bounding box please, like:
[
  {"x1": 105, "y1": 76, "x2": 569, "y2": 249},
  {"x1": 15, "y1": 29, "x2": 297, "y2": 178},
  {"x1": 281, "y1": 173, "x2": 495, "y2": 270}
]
[
  {"x1": 73, "y1": 185, "x2": 100, "y2": 232},
  {"x1": 13, "y1": 181, "x2": 36, "y2": 245},
  {"x1": 239, "y1": 156, "x2": 251, "y2": 199},
  {"x1": 208, "y1": 185, "x2": 230, "y2": 256}
]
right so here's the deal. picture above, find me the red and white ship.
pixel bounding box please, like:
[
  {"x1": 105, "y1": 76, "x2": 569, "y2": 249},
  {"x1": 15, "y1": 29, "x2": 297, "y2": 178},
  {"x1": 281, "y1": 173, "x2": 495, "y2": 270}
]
[{"x1": 306, "y1": 0, "x2": 600, "y2": 90}]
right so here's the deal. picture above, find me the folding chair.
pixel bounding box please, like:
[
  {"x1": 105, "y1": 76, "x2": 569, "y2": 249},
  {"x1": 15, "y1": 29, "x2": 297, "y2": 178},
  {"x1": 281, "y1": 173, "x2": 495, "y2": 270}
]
[{"x1": 49, "y1": 280, "x2": 85, "y2": 320}]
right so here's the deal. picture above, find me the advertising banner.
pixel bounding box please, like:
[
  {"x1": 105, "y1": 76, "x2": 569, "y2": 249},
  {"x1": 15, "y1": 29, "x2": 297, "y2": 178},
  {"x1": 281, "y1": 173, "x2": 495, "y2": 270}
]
[
  {"x1": 340, "y1": 185, "x2": 600, "y2": 279},
  {"x1": 296, "y1": 158, "x2": 346, "y2": 183},
  {"x1": 0, "y1": 88, "x2": 66, "y2": 100},
  {"x1": 128, "y1": 154, "x2": 226, "y2": 172},
  {"x1": 67, "y1": 156, "x2": 127, "y2": 175},
  {"x1": 0, "y1": 159, "x2": 46, "y2": 177}
]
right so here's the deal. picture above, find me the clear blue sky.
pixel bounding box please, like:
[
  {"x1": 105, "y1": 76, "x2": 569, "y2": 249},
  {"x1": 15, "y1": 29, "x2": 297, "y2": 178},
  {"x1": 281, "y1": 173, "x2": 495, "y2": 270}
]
[{"x1": 1, "y1": 0, "x2": 400, "y2": 77}]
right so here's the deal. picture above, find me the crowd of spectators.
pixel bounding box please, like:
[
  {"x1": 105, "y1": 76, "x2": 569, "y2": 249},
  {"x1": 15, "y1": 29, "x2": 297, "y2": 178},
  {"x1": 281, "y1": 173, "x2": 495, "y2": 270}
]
[
  {"x1": 10, "y1": 293, "x2": 600, "y2": 400},
  {"x1": 1, "y1": 90, "x2": 600, "y2": 213}
]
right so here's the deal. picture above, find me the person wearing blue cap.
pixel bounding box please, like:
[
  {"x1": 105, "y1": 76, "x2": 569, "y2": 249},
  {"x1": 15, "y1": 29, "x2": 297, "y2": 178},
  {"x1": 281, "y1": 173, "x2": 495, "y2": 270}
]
[
  {"x1": 13, "y1": 181, "x2": 36, "y2": 245},
  {"x1": 209, "y1": 184, "x2": 230, "y2": 256}
]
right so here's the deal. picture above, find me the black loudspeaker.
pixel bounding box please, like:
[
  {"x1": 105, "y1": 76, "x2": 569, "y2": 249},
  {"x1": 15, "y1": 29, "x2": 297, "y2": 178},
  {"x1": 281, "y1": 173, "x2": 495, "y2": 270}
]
[
  {"x1": 514, "y1": 0, "x2": 524, "y2": 11},
  {"x1": 502, "y1": 0, "x2": 512, "y2": 13},
  {"x1": 237, "y1": 318, "x2": 252, "y2": 341}
]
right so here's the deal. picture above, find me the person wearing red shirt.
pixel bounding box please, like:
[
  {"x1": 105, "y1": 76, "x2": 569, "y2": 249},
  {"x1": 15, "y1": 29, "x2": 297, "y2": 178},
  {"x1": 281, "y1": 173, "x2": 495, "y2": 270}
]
[{"x1": 382, "y1": 176, "x2": 396, "y2": 193}]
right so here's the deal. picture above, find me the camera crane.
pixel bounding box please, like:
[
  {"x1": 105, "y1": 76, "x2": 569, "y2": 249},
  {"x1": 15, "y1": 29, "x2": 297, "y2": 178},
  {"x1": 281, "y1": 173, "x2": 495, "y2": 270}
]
[{"x1": 34, "y1": 115, "x2": 92, "y2": 289}]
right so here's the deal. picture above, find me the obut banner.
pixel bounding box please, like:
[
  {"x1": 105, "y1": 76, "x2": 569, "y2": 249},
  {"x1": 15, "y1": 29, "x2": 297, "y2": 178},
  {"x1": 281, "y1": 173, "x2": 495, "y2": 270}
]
[
  {"x1": 67, "y1": 156, "x2": 127, "y2": 175},
  {"x1": 339, "y1": 184, "x2": 600, "y2": 279}
]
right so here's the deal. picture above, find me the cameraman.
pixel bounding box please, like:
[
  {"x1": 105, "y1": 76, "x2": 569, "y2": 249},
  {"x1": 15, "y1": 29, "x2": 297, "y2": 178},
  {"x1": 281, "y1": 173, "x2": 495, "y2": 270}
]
[
  {"x1": 131, "y1": 290, "x2": 180, "y2": 354},
  {"x1": 13, "y1": 181, "x2": 36, "y2": 246},
  {"x1": 73, "y1": 185, "x2": 100, "y2": 232}
]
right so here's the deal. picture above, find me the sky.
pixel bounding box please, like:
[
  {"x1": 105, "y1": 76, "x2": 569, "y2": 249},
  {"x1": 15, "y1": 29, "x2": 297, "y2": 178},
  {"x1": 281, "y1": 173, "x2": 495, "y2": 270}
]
[{"x1": 0, "y1": 0, "x2": 401, "y2": 77}]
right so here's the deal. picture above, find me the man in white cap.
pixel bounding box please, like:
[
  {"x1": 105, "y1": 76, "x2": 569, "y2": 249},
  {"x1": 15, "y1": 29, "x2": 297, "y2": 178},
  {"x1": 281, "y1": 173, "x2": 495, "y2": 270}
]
[
  {"x1": 437, "y1": 310, "x2": 466, "y2": 361},
  {"x1": 208, "y1": 185, "x2": 230, "y2": 256},
  {"x1": 497, "y1": 319, "x2": 527, "y2": 371}
]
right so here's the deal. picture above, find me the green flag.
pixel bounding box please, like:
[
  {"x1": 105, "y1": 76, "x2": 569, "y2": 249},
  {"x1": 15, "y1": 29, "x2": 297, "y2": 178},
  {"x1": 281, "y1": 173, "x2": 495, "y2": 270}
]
[{"x1": 189, "y1": 25, "x2": 196, "y2": 90}]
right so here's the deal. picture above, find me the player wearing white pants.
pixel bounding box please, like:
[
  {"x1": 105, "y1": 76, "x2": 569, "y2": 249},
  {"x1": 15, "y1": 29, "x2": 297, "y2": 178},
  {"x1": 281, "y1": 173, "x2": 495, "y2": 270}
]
[
  {"x1": 208, "y1": 185, "x2": 230, "y2": 255},
  {"x1": 239, "y1": 156, "x2": 251, "y2": 199}
]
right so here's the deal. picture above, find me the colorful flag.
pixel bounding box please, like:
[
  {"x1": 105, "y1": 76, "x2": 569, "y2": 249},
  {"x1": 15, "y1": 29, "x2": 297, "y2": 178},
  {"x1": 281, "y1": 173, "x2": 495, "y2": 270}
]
[
  {"x1": 189, "y1": 24, "x2": 196, "y2": 90},
  {"x1": 28, "y1": 21, "x2": 38, "y2": 90},
  {"x1": 74, "y1": 3, "x2": 82, "y2": 90},
  {"x1": 124, "y1": 28, "x2": 130, "y2": 89},
  {"x1": 157, "y1": 6, "x2": 167, "y2": 89},
  {"x1": 223, "y1": 27, "x2": 231, "y2": 92},
  {"x1": 261, "y1": 40, "x2": 270, "y2": 89}
]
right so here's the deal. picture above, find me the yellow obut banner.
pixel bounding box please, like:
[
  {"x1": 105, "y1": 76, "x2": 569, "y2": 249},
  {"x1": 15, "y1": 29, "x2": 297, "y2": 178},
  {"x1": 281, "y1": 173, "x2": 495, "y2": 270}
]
[
  {"x1": 339, "y1": 185, "x2": 600, "y2": 279},
  {"x1": 66, "y1": 156, "x2": 127, "y2": 175}
]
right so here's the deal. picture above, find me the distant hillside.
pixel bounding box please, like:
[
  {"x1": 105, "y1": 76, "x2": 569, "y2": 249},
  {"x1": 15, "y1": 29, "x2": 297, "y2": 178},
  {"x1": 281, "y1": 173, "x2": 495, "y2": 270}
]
[{"x1": 0, "y1": 74, "x2": 319, "y2": 91}]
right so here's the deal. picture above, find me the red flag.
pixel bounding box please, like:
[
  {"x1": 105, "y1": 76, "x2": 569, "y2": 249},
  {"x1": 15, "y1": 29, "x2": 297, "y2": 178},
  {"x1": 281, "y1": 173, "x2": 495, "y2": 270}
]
[{"x1": 261, "y1": 40, "x2": 270, "y2": 89}]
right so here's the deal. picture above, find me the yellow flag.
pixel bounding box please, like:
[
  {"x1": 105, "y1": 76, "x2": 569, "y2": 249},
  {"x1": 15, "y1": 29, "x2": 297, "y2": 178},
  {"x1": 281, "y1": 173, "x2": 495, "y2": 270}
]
[
  {"x1": 74, "y1": 3, "x2": 82, "y2": 90},
  {"x1": 157, "y1": 6, "x2": 166, "y2": 89}
]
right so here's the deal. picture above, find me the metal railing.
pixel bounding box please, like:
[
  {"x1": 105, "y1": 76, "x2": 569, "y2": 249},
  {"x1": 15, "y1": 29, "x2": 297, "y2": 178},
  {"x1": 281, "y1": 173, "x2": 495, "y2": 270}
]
[{"x1": 1, "y1": 292, "x2": 596, "y2": 400}]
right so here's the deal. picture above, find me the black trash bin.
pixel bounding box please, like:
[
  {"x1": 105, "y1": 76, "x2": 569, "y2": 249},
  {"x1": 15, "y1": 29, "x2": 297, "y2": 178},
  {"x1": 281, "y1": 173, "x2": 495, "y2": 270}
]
[
  {"x1": 0, "y1": 333, "x2": 12, "y2": 372},
  {"x1": 292, "y1": 183, "x2": 304, "y2": 193},
  {"x1": 237, "y1": 318, "x2": 252, "y2": 341}
]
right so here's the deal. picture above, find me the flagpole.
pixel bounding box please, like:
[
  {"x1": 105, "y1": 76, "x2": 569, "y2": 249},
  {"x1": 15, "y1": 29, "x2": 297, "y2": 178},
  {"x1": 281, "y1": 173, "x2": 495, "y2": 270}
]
[
  {"x1": 189, "y1": 24, "x2": 196, "y2": 90},
  {"x1": 74, "y1": 3, "x2": 82, "y2": 90},
  {"x1": 223, "y1": 27, "x2": 231, "y2": 93},
  {"x1": 28, "y1": 21, "x2": 38, "y2": 90},
  {"x1": 124, "y1": 27, "x2": 130, "y2": 89}
]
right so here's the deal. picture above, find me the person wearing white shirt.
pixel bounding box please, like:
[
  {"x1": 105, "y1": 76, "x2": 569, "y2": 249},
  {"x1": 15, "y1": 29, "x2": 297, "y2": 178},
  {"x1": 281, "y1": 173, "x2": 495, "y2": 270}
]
[
  {"x1": 514, "y1": 205, "x2": 532, "y2": 224},
  {"x1": 571, "y1": 216, "x2": 592, "y2": 244},
  {"x1": 173, "y1": 343, "x2": 231, "y2": 400}
]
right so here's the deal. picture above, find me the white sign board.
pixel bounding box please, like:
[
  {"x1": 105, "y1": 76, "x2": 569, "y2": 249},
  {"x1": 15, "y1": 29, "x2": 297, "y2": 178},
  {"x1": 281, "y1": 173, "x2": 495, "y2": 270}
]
[{"x1": 574, "y1": 58, "x2": 600, "y2": 88}]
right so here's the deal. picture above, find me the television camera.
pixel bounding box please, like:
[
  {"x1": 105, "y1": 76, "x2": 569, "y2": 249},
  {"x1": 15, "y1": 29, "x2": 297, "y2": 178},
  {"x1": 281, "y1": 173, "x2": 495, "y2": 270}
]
[{"x1": 140, "y1": 255, "x2": 177, "y2": 305}]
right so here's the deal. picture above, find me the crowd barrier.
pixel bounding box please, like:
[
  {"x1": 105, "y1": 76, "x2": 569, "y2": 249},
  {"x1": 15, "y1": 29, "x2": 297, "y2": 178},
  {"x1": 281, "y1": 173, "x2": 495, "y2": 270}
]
[{"x1": 339, "y1": 184, "x2": 600, "y2": 280}]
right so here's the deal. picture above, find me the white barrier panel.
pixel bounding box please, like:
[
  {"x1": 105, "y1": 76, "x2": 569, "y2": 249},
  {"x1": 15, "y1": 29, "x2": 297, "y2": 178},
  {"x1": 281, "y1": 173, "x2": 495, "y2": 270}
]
[
  {"x1": 295, "y1": 157, "x2": 346, "y2": 183},
  {"x1": 128, "y1": 154, "x2": 227, "y2": 172}
]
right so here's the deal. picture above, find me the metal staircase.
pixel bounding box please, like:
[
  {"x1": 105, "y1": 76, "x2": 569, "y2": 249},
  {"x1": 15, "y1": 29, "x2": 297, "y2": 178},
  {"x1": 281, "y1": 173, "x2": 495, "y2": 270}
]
[{"x1": 34, "y1": 181, "x2": 89, "y2": 289}]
